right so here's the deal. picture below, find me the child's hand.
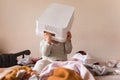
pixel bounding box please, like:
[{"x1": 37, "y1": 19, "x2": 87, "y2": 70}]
[
  {"x1": 44, "y1": 32, "x2": 52, "y2": 44},
  {"x1": 67, "y1": 31, "x2": 72, "y2": 41}
]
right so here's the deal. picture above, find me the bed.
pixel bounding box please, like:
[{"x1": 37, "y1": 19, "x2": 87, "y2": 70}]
[
  {"x1": 0, "y1": 50, "x2": 120, "y2": 80},
  {"x1": 1, "y1": 63, "x2": 120, "y2": 80},
  {"x1": 0, "y1": 51, "x2": 95, "y2": 80}
]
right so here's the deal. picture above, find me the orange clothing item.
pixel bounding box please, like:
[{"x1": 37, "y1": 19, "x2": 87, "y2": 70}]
[
  {"x1": 47, "y1": 67, "x2": 83, "y2": 80},
  {"x1": 2, "y1": 66, "x2": 32, "y2": 80}
]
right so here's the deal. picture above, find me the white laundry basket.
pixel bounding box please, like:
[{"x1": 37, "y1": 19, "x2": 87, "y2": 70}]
[{"x1": 36, "y1": 3, "x2": 75, "y2": 42}]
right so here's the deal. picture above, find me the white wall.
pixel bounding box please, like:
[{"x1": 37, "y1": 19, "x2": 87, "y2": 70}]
[{"x1": 0, "y1": 0, "x2": 120, "y2": 61}]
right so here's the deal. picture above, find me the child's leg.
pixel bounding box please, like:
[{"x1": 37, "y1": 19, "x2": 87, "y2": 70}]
[{"x1": 32, "y1": 59, "x2": 51, "y2": 73}]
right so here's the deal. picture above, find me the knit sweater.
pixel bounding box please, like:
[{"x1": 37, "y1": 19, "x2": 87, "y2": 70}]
[{"x1": 40, "y1": 39, "x2": 72, "y2": 62}]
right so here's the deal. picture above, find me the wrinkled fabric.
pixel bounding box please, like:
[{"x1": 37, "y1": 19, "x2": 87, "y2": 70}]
[
  {"x1": 39, "y1": 60, "x2": 95, "y2": 80},
  {"x1": 47, "y1": 67, "x2": 83, "y2": 80}
]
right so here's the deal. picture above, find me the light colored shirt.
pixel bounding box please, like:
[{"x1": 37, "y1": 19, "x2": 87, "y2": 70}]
[{"x1": 40, "y1": 39, "x2": 72, "y2": 62}]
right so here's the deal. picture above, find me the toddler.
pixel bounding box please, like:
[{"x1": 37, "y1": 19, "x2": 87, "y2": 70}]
[{"x1": 32, "y1": 31, "x2": 72, "y2": 73}]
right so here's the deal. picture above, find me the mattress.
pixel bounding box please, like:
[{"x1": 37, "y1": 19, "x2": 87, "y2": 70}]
[{"x1": 95, "y1": 75, "x2": 120, "y2": 80}]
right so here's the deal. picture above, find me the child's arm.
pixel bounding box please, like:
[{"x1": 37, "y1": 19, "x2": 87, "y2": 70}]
[
  {"x1": 64, "y1": 31, "x2": 72, "y2": 54},
  {"x1": 44, "y1": 31, "x2": 52, "y2": 44},
  {"x1": 40, "y1": 32, "x2": 53, "y2": 57},
  {"x1": 64, "y1": 40, "x2": 72, "y2": 54},
  {"x1": 40, "y1": 40, "x2": 52, "y2": 57}
]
